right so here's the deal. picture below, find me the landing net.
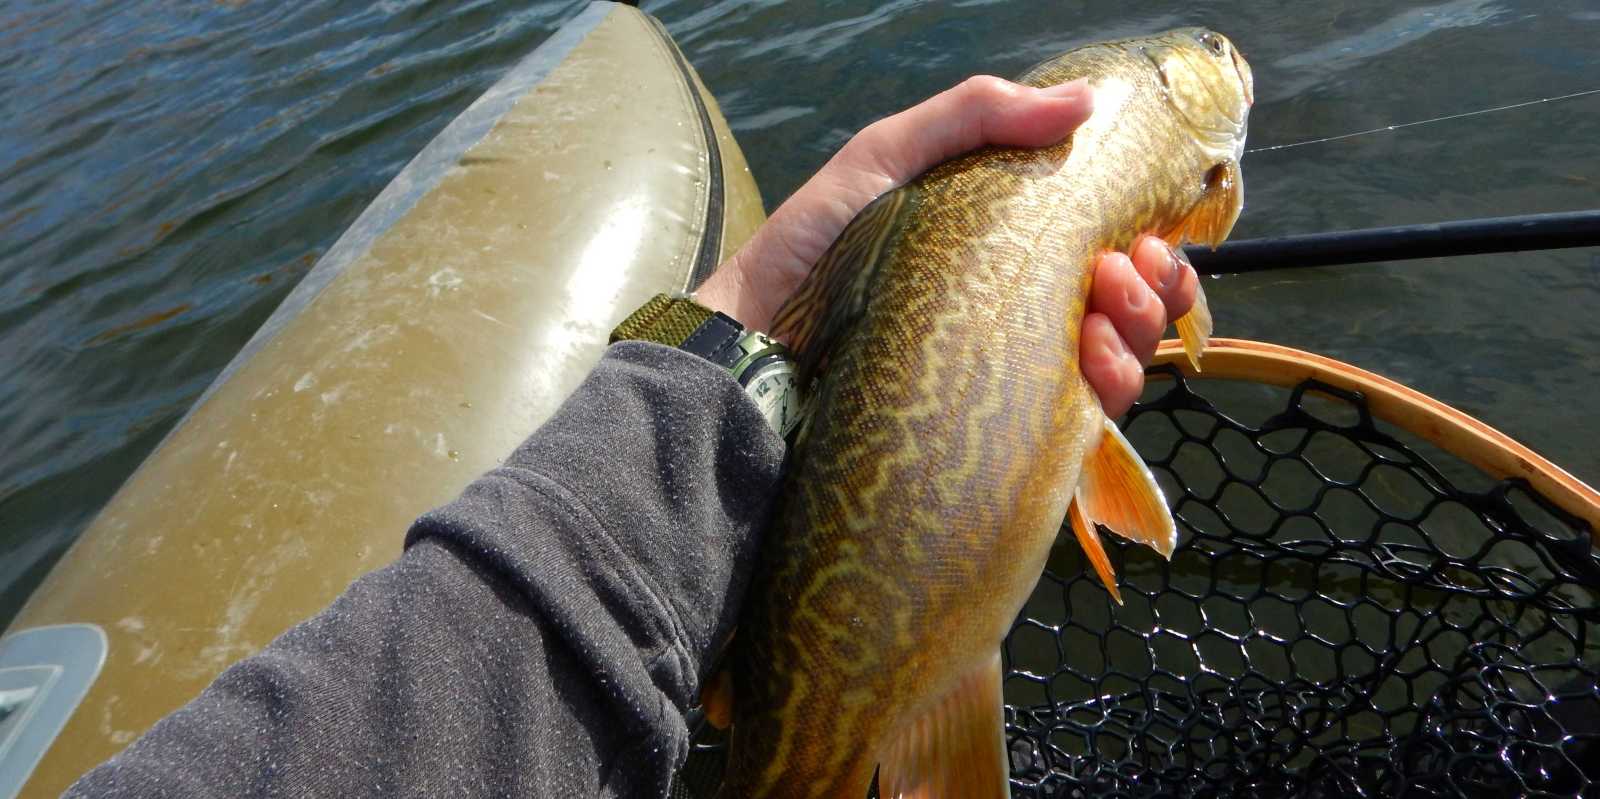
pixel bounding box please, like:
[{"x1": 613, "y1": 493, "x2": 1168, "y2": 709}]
[{"x1": 676, "y1": 364, "x2": 1600, "y2": 797}]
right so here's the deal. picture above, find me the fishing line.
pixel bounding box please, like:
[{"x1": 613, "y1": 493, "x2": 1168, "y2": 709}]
[{"x1": 1246, "y1": 87, "x2": 1600, "y2": 154}]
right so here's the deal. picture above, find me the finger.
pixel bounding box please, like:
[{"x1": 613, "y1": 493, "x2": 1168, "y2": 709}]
[
  {"x1": 1080, "y1": 312, "x2": 1145, "y2": 418},
  {"x1": 709, "y1": 77, "x2": 1094, "y2": 331},
  {"x1": 1130, "y1": 235, "x2": 1197, "y2": 324},
  {"x1": 1089, "y1": 251, "x2": 1166, "y2": 367},
  {"x1": 837, "y1": 76, "x2": 1093, "y2": 194}
]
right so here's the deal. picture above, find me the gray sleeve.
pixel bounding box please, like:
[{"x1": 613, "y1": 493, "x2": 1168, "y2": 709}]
[{"x1": 65, "y1": 341, "x2": 786, "y2": 798}]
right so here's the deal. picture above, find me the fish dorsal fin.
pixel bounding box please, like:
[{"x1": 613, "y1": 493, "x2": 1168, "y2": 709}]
[
  {"x1": 877, "y1": 653, "x2": 1010, "y2": 799},
  {"x1": 1076, "y1": 416, "x2": 1178, "y2": 567},
  {"x1": 769, "y1": 185, "x2": 917, "y2": 384}
]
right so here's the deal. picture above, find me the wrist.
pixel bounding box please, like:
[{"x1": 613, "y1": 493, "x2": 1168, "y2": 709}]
[{"x1": 692, "y1": 262, "x2": 761, "y2": 330}]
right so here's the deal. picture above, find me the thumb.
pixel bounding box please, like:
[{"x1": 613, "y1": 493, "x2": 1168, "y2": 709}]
[
  {"x1": 699, "y1": 77, "x2": 1094, "y2": 330},
  {"x1": 835, "y1": 76, "x2": 1094, "y2": 193}
]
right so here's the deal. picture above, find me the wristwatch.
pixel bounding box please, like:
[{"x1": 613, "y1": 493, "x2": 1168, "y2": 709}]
[{"x1": 610, "y1": 293, "x2": 804, "y2": 439}]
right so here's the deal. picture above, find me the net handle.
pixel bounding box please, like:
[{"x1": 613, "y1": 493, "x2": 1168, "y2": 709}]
[{"x1": 1151, "y1": 338, "x2": 1600, "y2": 539}]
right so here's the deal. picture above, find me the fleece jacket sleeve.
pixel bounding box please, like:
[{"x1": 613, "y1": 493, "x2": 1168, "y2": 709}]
[{"x1": 65, "y1": 341, "x2": 787, "y2": 798}]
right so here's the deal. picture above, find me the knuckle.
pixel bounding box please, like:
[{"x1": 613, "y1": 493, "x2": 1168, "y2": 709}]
[
  {"x1": 848, "y1": 118, "x2": 888, "y2": 151},
  {"x1": 840, "y1": 119, "x2": 900, "y2": 170},
  {"x1": 959, "y1": 74, "x2": 1011, "y2": 102}
]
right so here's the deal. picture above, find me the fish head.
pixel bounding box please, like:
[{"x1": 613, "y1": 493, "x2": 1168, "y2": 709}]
[
  {"x1": 1133, "y1": 28, "x2": 1254, "y2": 246},
  {"x1": 1139, "y1": 28, "x2": 1252, "y2": 162}
]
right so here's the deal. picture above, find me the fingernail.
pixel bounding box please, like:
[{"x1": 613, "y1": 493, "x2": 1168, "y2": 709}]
[
  {"x1": 1164, "y1": 244, "x2": 1190, "y2": 291},
  {"x1": 1038, "y1": 79, "x2": 1087, "y2": 99}
]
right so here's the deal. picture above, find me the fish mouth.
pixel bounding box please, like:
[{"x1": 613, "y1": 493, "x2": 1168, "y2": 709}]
[
  {"x1": 1230, "y1": 47, "x2": 1253, "y2": 161},
  {"x1": 1232, "y1": 47, "x2": 1254, "y2": 106}
]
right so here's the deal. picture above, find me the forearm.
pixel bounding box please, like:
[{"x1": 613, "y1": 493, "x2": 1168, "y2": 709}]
[{"x1": 66, "y1": 342, "x2": 786, "y2": 797}]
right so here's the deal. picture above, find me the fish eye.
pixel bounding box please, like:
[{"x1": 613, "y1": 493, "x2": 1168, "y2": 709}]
[{"x1": 1197, "y1": 32, "x2": 1227, "y2": 57}]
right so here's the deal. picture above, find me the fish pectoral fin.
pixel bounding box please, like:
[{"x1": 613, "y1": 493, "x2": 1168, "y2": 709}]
[
  {"x1": 877, "y1": 653, "x2": 1010, "y2": 799},
  {"x1": 1160, "y1": 158, "x2": 1236, "y2": 373},
  {"x1": 1077, "y1": 416, "x2": 1178, "y2": 561},
  {"x1": 1173, "y1": 282, "x2": 1213, "y2": 372},
  {"x1": 768, "y1": 185, "x2": 916, "y2": 385},
  {"x1": 1164, "y1": 159, "x2": 1243, "y2": 251},
  {"x1": 1069, "y1": 496, "x2": 1123, "y2": 605}
]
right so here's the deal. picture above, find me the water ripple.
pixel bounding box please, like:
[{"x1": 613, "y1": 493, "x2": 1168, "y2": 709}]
[
  {"x1": 0, "y1": 0, "x2": 583, "y2": 622},
  {"x1": 2, "y1": 0, "x2": 1597, "y2": 634}
]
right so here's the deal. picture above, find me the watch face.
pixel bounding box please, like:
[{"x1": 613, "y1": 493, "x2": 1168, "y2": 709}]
[{"x1": 745, "y1": 359, "x2": 803, "y2": 439}]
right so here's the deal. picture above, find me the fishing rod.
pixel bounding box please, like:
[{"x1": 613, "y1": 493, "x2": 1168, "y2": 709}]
[{"x1": 1184, "y1": 209, "x2": 1600, "y2": 275}]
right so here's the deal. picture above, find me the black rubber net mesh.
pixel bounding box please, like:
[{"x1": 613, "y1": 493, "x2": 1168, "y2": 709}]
[{"x1": 675, "y1": 364, "x2": 1600, "y2": 798}]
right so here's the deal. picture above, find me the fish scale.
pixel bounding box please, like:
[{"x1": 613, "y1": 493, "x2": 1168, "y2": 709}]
[{"x1": 717, "y1": 29, "x2": 1253, "y2": 799}]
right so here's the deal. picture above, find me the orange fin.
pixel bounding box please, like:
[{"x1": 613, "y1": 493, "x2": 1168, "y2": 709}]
[
  {"x1": 1165, "y1": 160, "x2": 1244, "y2": 250},
  {"x1": 1077, "y1": 417, "x2": 1178, "y2": 559},
  {"x1": 878, "y1": 653, "x2": 1009, "y2": 799},
  {"x1": 1160, "y1": 159, "x2": 1237, "y2": 373},
  {"x1": 700, "y1": 665, "x2": 734, "y2": 730},
  {"x1": 1069, "y1": 496, "x2": 1123, "y2": 605},
  {"x1": 697, "y1": 626, "x2": 737, "y2": 730},
  {"x1": 1173, "y1": 282, "x2": 1212, "y2": 372}
]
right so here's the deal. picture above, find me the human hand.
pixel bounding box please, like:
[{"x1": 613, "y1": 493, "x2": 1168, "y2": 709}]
[
  {"x1": 695, "y1": 76, "x2": 1197, "y2": 418},
  {"x1": 1081, "y1": 235, "x2": 1199, "y2": 417}
]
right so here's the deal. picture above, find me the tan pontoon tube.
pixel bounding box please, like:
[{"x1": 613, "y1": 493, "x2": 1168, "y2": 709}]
[{"x1": 0, "y1": 3, "x2": 765, "y2": 795}]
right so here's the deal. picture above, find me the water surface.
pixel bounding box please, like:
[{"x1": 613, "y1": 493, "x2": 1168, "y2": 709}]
[{"x1": 2, "y1": 0, "x2": 1596, "y2": 628}]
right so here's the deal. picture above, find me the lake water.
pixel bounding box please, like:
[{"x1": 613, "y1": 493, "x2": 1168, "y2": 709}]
[{"x1": 1, "y1": 0, "x2": 1596, "y2": 631}]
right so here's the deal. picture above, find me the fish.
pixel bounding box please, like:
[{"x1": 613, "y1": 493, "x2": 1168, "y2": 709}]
[{"x1": 711, "y1": 28, "x2": 1254, "y2": 798}]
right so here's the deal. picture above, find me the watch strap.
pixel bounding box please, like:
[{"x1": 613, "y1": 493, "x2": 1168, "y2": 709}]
[
  {"x1": 610, "y1": 294, "x2": 747, "y2": 370},
  {"x1": 612, "y1": 293, "x2": 805, "y2": 439},
  {"x1": 683, "y1": 314, "x2": 746, "y2": 369},
  {"x1": 609, "y1": 294, "x2": 714, "y2": 345}
]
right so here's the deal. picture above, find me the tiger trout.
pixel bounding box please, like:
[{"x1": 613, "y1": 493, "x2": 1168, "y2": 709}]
[{"x1": 713, "y1": 29, "x2": 1253, "y2": 798}]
